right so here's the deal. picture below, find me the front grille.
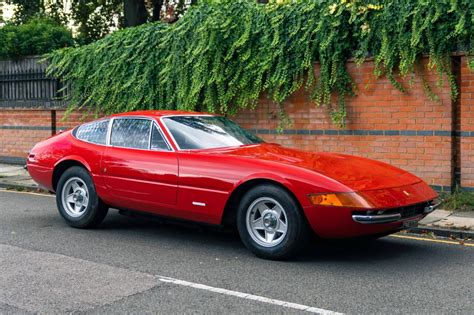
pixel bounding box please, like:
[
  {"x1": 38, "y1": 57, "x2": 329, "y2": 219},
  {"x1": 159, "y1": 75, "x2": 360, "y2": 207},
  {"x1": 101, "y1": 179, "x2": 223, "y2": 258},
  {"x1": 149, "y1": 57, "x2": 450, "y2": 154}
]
[{"x1": 383, "y1": 202, "x2": 427, "y2": 218}]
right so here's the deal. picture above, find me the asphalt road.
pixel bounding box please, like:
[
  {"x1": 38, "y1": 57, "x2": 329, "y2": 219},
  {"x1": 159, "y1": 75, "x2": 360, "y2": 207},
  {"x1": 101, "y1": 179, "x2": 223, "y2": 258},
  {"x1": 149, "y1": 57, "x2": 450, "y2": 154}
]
[{"x1": 0, "y1": 189, "x2": 473, "y2": 314}]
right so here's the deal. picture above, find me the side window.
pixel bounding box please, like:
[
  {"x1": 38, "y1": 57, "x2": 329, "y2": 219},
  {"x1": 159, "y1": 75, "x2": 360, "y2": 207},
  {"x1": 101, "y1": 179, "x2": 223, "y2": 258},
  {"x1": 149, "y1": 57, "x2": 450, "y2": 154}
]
[
  {"x1": 111, "y1": 119, "x2": 151, "y2": 149},
  {"x1": 75, "y1": 119, "x2": 109, "y2": 145},
  {"x1": 150, "y1": 124, "x2": 170, "y2": 151}
]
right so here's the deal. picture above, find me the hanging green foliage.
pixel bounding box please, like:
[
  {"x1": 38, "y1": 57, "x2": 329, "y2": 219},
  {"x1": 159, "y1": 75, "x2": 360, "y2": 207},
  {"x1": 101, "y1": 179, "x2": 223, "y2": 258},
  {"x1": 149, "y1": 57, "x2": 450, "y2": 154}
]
[{"x1": 47, "y1": 0, "x2": 474, "y2": 126}]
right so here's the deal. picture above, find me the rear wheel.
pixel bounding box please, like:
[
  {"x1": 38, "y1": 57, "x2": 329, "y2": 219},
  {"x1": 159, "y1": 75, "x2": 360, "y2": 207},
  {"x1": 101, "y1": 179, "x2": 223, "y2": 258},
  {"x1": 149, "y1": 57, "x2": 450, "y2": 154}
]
[
  {"x1": 56, "y1": 166, "x2": 108, "y2": 228},
  {"x1": 237, "y1": 184, "x2": 309, "y2": 260}
]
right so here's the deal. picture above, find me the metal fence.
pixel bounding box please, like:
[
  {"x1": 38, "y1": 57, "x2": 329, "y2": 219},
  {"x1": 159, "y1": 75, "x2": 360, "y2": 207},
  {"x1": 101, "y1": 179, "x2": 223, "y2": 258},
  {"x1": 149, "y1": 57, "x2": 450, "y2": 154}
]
[{"x1": 0, "y1": 56, "x2": 67, "y2": 108}]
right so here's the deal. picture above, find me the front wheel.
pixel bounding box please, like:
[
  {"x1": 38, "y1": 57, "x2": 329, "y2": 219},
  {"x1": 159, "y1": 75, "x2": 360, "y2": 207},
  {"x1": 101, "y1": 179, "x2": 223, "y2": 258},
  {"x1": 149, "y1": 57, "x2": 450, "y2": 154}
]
[
  {"x1": 237, "y1": 184, "x2": 309, "y2": 260},
  {"x1": 56, "y1": 166, "x2": 108, "y2": 228}
]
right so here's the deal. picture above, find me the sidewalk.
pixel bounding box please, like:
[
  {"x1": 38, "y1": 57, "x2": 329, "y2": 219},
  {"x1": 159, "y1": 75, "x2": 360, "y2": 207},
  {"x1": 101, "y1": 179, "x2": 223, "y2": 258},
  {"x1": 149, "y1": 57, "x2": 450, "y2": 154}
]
[
  {"x1": 410, "y1": 209, "x2": 474, "y2": 239},
  {"x1": 0, "y1": 163, "x2": 38, "y2": 190},
  {"x1": 1, "y1": 163, "x2": 473, "y2": 238}
]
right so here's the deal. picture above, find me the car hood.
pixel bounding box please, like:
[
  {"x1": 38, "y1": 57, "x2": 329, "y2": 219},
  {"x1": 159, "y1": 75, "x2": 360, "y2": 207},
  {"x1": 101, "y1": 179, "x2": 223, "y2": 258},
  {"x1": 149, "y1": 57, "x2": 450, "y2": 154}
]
[{"x1": 214, "y1": 143, "x2": 421, "y2": 191}]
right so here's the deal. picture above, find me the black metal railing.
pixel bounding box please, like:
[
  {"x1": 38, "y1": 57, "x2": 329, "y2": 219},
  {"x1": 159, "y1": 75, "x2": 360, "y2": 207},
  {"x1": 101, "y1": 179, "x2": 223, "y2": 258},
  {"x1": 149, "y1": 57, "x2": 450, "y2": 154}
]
[{"x1": 0, "y1": 56, "x2": 68, "y2": 108}]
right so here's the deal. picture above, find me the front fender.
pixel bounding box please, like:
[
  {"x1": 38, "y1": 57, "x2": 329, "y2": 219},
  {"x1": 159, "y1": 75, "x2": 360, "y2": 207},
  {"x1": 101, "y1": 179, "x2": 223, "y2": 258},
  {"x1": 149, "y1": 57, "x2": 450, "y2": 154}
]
[
  {"x1": 233, "y1": 172, "x2": 295, "y2": 193},
  {"x1": 230, "y1": 172, "x2": 314, "y2": 211}
]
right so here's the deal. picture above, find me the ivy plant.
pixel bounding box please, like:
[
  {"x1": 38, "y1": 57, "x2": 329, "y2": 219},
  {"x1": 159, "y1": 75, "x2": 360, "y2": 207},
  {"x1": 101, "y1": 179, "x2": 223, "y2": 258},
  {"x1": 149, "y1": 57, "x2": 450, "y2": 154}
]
[{"x1": 47, "y1": 0, "x2": 474, "y2": 126}]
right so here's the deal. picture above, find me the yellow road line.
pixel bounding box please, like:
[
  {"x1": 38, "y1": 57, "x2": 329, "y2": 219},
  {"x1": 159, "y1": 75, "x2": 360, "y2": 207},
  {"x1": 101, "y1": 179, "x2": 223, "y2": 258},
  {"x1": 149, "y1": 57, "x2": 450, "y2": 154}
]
[
  {"x1": 0, "y1": 189, "x2": 54, "y2": 198},
  {"x1": 391, "y1": 234, "x2": 474, "y2": 247}
]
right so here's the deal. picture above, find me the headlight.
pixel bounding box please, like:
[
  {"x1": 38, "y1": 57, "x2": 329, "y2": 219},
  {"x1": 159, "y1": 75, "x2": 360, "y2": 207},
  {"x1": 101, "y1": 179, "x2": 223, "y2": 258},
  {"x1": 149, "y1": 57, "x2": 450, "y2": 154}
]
[{"x1": 308, "y1": 192, "x2": 373, "y2": 208}]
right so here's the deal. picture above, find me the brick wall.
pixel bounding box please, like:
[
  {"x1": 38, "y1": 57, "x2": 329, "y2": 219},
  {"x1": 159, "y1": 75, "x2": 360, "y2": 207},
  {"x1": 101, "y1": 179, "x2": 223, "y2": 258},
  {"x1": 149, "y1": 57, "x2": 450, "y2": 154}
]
[
  {"x1": 1, "y1": 56, "x2": 473, "y2": 191},
  {"x1": 0, "y1": 109, "x2": 94, "y2": 164},
  {"x1": 234, "y1": 58, "x2": 457, "y2": 191},
  {"x1": 0, "y1": 110, "x2": 51, "y2": 162}
]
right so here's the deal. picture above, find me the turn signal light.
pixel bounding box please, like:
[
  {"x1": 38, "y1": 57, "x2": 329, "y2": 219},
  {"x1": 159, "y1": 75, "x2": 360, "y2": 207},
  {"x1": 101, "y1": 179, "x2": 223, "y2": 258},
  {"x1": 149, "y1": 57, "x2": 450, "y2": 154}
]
[{"x1": 308, "y1": 192, "x2": 373, "y2": 208}]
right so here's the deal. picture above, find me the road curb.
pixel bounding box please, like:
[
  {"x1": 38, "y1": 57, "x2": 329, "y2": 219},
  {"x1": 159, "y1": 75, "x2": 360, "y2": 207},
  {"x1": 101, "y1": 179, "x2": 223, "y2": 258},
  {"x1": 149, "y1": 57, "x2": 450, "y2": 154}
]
[
  {"x1": 408, "y1": 226, "x2": 474, "y2": 239},
  {"x1": 0, "y1": 182, "x2": 47, "y2": 193}
]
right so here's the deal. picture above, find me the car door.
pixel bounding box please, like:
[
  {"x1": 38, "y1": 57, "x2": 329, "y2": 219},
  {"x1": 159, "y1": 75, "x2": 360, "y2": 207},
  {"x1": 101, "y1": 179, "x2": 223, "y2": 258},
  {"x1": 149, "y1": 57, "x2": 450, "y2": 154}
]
[
  {"x1": 160, "y1": 116, "x2": 239, "y2": 224},
  {"x1": 101, "y1": 117, "x2": 178, "y2": 213}
]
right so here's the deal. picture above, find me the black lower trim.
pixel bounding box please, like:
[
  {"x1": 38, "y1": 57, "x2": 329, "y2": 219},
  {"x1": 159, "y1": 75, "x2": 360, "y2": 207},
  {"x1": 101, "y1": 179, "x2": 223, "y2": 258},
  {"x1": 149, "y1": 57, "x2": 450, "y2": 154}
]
[{"x1": 430, "y1": 185, "x2": 451, "y2": 192}]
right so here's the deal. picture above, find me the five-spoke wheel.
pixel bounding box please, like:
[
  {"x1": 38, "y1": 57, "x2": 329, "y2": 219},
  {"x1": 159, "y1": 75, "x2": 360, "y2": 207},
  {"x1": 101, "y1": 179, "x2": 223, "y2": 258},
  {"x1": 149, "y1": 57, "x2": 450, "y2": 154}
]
[
  {"x1": 56, "y1": 166, "x2": 108, "y2": 228},
  {"x1": 246, "y1": 197, "x2": 288, "y2": 247},
  {"x1": 237, "y1": 184, "x2": 309, "y2": 260},
  {"x1": 62, "y1": 177, "x2": 90, "y2": 218}
]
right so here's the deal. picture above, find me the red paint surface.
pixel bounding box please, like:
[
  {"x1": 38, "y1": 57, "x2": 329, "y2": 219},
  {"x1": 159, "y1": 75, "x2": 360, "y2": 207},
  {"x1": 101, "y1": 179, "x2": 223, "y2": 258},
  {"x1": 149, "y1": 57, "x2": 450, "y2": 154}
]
[{"x1": 27, "y1": 110, "x2": 438, "y2": 238}]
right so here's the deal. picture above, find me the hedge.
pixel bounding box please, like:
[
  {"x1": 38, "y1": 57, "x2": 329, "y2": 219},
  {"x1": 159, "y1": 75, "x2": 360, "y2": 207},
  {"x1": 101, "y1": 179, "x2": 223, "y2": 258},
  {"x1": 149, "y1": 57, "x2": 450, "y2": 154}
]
[{"x1": 0, "y1": 18, "x2": 74, "y2": 59}]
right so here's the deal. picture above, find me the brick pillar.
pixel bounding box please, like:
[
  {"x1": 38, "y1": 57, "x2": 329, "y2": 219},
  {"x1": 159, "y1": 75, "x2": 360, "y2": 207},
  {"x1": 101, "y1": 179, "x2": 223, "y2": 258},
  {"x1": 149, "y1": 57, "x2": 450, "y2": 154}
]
[{"x1": 460, "y1": 56, "x2": 474, "y2": 191}]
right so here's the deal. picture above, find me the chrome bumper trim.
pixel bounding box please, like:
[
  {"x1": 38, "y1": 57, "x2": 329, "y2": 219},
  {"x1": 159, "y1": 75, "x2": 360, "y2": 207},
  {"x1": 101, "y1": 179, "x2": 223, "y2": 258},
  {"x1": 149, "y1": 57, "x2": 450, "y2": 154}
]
[
  {"x1": 353, "y1": 200, "x2": 442, "y2": 225},
  {"x1": 423, "y1": 200, "x2": 442, "y2": 214},
  {"x1": 352, "y1": 213, "x2": 402, "y2": 224}
]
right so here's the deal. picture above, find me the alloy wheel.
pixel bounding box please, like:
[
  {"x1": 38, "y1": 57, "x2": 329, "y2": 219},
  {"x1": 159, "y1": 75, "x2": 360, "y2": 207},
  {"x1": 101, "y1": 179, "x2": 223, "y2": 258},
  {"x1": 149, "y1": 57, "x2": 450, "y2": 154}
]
[
  {"x1": 61, "y1": 177, "x2": 89, "y2": 218},
  {"x1": 246, "y1": 197, "x2": 288, "y2": 247}
]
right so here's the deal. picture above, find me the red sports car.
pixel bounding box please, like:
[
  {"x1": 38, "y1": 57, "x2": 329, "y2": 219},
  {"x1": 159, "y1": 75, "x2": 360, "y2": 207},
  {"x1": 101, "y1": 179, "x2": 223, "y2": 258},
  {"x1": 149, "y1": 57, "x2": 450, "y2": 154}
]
[{"x1": 27, "y1": 110, "x2": 440, "y2": 259}]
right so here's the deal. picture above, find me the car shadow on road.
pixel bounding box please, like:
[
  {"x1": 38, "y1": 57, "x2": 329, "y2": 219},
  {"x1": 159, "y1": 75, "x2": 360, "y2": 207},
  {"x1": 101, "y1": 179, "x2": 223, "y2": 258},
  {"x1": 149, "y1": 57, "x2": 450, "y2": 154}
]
[
  {"x1": 94, "y1": 210, "x2": 444, "y2": 265},
  {"x1": 295, "y1": 237, "x2": 429, "y2": 263},
  {"x1": 96, "y1": 210, "x2": 246, "y2": 249}
]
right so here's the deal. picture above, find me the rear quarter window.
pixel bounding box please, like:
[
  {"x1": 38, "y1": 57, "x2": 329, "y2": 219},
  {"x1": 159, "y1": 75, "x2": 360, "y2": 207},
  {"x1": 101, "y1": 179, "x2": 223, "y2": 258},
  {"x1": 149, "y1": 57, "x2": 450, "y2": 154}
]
[{"x1": 74, "y1": 119, "x2": 109, "y2": 145}]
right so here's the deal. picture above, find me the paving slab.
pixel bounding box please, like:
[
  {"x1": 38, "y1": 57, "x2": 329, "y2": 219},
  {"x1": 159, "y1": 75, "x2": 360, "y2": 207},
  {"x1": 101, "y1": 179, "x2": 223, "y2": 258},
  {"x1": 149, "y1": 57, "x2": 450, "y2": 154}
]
[
  {"x1": 419, "y1": 209, "x2": 452, "y2": 225},
  {"x1": 429, "y1": 216, "x2": 474, "y2": 231},
  {"x1": 454, "y1": 211, "x2": 474, "y2": 218},
  {"x1": 0, "y1": 171, "x2": 28, "y2": 177},
  {"x1": 0, "y1": 165, "x2": 25, "y2": 173},
  {"x1": 0, "y1": 164, "x2": 38, "y2": 190}
]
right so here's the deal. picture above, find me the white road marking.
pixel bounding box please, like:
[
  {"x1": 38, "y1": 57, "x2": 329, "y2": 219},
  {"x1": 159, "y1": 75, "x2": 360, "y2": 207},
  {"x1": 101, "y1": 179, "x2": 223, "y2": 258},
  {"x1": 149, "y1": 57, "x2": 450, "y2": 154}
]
[{"x1": 159, "y1": 276, "x2": 342, "y2": 314}]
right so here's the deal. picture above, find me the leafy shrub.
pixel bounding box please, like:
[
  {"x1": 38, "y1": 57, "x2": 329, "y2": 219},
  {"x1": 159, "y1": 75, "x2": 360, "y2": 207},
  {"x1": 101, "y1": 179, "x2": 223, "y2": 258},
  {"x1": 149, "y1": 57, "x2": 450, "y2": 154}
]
[
  {"x1": 0, "y1": 18, "x2": 74, "y2": 58},
  {"x1": 440, "y1": 188, "x2": 474, "y2": 212},
  {"x1": 47, "y1": 0, "x2": 473, "y2": 124}
]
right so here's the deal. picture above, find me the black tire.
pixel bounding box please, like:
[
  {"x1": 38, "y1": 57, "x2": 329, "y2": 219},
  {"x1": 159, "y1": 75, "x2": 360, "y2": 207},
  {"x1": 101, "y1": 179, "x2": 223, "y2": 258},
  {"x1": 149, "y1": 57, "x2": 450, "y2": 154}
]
[
  {"x1": 56, "y1": 166, "x2": 108, "y2": 228},
  {"x1": 236, "y1": 184, "x2": 309, "y2": 260}
]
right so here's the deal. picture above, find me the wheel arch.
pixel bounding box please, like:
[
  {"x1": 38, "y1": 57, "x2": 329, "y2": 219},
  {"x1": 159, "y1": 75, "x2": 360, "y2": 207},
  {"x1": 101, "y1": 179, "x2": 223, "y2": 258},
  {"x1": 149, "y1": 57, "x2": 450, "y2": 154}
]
[
  {"x1": 220, "y1": 177, "x2": 303, "y2": 227},
  {"x1": 52, "y1": 157, "x2": 91, "y2": 192}
]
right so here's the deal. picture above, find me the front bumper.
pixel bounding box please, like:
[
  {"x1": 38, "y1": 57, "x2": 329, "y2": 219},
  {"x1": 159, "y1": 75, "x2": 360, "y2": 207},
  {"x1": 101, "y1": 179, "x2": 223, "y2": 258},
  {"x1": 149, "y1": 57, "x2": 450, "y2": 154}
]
[
  {"x1": 302, "y1": 181, "x2": 439, "y2": 239},
  {"x1": 352, "y1": 200, "x2": 442, "y2": 224}
]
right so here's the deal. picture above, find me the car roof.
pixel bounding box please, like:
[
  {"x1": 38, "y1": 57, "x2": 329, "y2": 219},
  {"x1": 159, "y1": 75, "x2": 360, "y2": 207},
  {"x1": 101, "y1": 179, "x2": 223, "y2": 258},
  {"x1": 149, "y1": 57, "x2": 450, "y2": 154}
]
[{"x1": 110, "y1": 110, "x2": 216, "y2": 119}]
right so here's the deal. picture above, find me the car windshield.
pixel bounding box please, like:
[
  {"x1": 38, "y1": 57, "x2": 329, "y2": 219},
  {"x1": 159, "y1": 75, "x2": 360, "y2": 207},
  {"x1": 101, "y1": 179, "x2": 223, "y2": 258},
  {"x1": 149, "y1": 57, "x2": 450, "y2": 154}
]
[{"x1": 163, "y1": 116, "x2": 264, "y2": 150}]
